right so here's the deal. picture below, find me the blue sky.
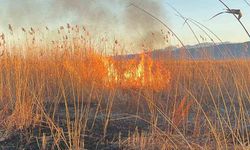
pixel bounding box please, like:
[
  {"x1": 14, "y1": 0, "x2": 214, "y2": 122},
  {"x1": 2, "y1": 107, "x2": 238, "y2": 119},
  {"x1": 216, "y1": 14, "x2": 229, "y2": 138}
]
[
  {"x1": 167, "y1": 0, "x2": 250, "y2": 45},
  {"x1": 0, "y1": 0, "x2": 249, "y2": 46}
]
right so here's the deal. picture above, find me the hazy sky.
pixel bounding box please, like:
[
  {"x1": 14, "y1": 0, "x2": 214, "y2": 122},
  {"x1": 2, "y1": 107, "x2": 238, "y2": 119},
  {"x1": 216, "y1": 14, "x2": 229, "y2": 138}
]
[
  {"x1": 168, "y1": 0, "x2": 250, "y2": 45},
  {"x1": 0, "y1": 0, "x2": 249, "y2": 46}
]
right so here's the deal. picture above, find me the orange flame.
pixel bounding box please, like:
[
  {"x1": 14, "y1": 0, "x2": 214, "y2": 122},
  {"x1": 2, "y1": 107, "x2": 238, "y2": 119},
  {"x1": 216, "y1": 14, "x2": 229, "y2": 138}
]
[
  {"x1": 63, "y1": 52, "x2": 171, "y2": 90},
  {"x1": 104, "y1": 53, "x2": 171, "y2": 90}
]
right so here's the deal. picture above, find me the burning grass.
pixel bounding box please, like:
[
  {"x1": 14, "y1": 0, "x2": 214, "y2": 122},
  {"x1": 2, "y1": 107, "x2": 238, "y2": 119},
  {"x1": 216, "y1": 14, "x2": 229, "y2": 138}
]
[{"x1": 62, "y1": 51, "x2": 171, "y2": 90}]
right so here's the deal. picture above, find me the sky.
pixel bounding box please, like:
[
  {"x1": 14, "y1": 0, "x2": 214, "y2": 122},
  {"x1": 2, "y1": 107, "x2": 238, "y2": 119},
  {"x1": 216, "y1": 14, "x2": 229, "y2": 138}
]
[
  {"x1": 168, "y1": 0, "x2": 250, "y2": 45},
  {"x1": 0, "y1": 0, "x2": 249, "y2": 47}
]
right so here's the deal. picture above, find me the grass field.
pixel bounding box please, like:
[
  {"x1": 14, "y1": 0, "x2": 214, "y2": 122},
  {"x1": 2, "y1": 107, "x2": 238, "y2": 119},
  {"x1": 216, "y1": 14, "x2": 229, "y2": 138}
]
[{"x1": 0, "y1": 23, "x2": 250, "y2": 150}]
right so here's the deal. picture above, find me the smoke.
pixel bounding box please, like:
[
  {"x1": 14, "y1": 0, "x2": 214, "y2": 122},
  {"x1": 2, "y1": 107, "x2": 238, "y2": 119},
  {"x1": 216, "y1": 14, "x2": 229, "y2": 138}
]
[
  {"x1": 0, "y1": 0, "x2": 168, "y2": 51},
  {"x1": 50, "y1": 0, "x2": 117, "y2": 26},
  {"x1": 0, "y1": 0, "x2": 49, "y2": 27},
  {"x1": 124, "y1": 0, "x2": 168, "y2": 50}
]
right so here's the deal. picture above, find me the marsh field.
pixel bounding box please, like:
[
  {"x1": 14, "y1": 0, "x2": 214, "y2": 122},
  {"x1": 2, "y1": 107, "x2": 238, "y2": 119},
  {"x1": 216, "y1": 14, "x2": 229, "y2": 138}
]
[{"x1": 1, "y1": 1, "x2": 250, "y2": 150}]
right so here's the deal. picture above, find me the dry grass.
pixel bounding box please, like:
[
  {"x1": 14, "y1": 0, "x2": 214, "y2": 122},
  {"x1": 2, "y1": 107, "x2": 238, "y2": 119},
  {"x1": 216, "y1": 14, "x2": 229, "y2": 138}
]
[{"x1": 0, "y1": 24, "x2": 250, "y2": 149}]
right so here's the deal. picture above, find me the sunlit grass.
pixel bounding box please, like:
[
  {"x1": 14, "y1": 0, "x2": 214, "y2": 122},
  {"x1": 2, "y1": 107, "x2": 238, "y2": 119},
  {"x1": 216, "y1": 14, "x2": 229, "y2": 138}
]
[{"x1": 0, "y1": 24, "x2": 250, "y2": 149}]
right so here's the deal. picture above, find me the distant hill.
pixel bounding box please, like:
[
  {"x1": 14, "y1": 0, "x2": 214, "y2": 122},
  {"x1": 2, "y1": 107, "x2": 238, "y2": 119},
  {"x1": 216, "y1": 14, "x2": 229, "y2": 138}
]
[
  {"x1": 114, "y1": 41, "x2": 250, "y2": 60},
  {"x1": 152, "y1": 41, "x2": 250, "y2": 59}
]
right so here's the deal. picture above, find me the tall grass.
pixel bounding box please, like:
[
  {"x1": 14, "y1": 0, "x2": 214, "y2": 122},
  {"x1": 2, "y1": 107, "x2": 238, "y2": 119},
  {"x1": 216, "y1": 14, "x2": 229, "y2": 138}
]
[{"x1": 0, "y1": 22, "x2": 250, "y2": 149}]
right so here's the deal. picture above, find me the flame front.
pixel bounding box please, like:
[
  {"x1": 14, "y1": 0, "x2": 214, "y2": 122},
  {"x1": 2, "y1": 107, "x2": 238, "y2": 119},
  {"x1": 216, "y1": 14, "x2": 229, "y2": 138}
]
[
  {"x1": 103, "y1": 53, "x2": 171, "y2": 90},
  {"x1": 63, "y1": 52, "x2": 171, "y2": 90}
]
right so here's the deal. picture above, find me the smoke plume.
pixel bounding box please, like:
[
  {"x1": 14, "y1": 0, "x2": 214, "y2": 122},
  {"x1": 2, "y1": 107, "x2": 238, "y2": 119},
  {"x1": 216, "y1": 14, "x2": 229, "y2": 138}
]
[{"x1": 0, "y1": 0, "x2": 168, "y2": 51}]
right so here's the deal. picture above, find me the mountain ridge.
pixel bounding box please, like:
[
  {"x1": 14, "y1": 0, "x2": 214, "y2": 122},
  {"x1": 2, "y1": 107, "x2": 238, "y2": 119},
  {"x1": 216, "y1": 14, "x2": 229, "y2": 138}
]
[{"x1": 114, "y1": 41, "x2": 250, "y2": 60}]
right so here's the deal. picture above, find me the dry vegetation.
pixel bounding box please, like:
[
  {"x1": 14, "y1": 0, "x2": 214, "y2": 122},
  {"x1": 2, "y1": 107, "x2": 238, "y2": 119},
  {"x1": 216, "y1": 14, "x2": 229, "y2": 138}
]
[{"x1": 0, "y1": 24, "x2": 250, "y2": 150}]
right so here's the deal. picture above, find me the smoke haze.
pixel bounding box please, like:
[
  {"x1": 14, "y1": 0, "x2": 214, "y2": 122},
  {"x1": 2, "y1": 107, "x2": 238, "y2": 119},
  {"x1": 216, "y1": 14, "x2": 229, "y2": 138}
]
[{"x1": 0, "y1": 0, "x2": 168, "y2": 50}]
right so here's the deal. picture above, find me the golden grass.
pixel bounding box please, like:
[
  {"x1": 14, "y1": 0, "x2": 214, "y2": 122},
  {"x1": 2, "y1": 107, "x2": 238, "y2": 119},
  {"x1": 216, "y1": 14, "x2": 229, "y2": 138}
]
[{"x1": 0, "y1": 25, "x2": 250, "y2": 149}]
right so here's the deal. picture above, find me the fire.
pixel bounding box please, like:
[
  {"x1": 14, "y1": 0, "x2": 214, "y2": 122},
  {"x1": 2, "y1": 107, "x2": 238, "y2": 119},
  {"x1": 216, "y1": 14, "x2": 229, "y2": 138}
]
[
  {"x1": 103, "y1": 53, "x2": 171, "y2": 90},
  {"x1": 103, "y1": 58, "x2": 118, "y2": 83},
  {"x1": 63, "y1": 52, "x2": 171, "y2": 90}
]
